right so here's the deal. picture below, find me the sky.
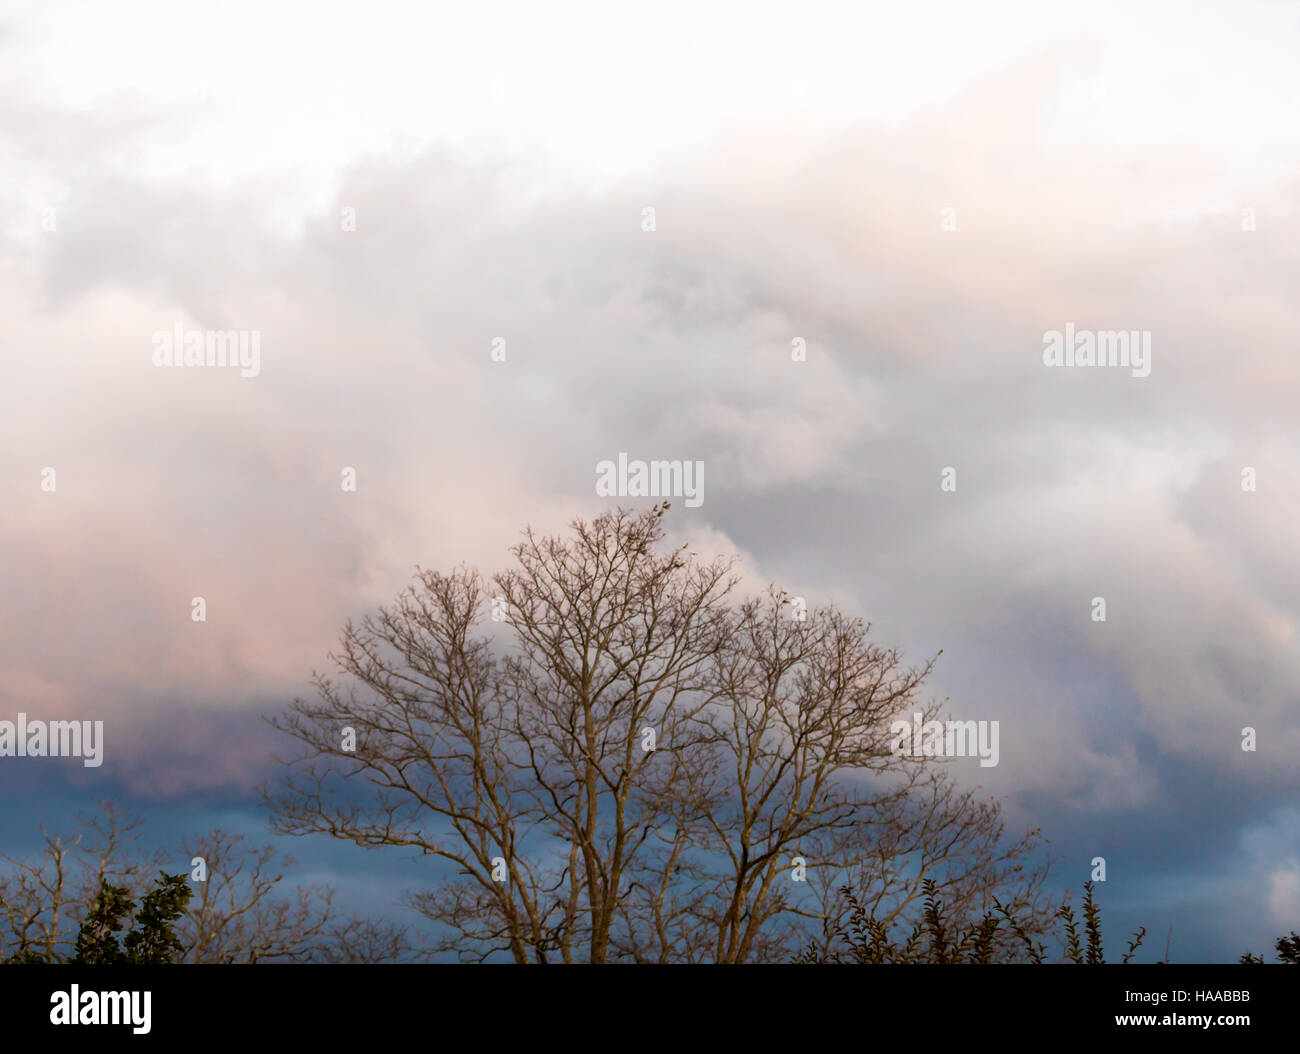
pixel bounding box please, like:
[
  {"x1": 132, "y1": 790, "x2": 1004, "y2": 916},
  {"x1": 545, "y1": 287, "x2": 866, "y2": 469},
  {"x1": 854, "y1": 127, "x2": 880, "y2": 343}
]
[{"x1": 2, "y1": 0, "x2": 1299, "y2": 961}]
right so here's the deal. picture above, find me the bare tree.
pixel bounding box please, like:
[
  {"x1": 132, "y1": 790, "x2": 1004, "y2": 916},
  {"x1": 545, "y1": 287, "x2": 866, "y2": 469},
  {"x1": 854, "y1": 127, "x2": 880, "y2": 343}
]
[
  {"x1": 267, "y1": 505, "x2": 1051, "y2": 962},
  {"x1": 179, "y1": 828, "x2": 415, "y2": 962},
  {"x1": 614, "y1": 588, "x2": 1053, "y2": 962}
]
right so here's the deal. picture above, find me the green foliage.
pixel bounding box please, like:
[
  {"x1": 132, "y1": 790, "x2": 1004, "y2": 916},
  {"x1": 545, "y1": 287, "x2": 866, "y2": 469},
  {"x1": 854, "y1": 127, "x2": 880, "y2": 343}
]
[
  {"x1": 123, "y1": 873, "x2": 190, "y2": 964},
  {"x1": 69, "y1": 872, "x2": 191, "y2": 965},
  {"x1": 71, "y1": 881, "x2": 134, "y2": 965}
]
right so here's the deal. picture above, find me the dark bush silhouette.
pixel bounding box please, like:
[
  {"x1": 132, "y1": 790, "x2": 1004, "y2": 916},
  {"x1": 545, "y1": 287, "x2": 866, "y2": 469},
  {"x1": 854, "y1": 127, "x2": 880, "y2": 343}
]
[
  {"x1": 1240, "y1": 932, "x2": 1300, "y2": 965},
  {"x1": 796, "y1": 879, "x2": 1148, "y2": 964}
]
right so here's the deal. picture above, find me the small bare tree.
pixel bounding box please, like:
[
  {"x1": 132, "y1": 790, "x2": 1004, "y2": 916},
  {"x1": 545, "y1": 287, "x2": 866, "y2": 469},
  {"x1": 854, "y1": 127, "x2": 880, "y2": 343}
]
[
  {"x1": 180, "y1": 830, "x2": 409, "y2": 963},
  {"x1": 267, "y1": 506, "x2": 1051, "y2": 962}
]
